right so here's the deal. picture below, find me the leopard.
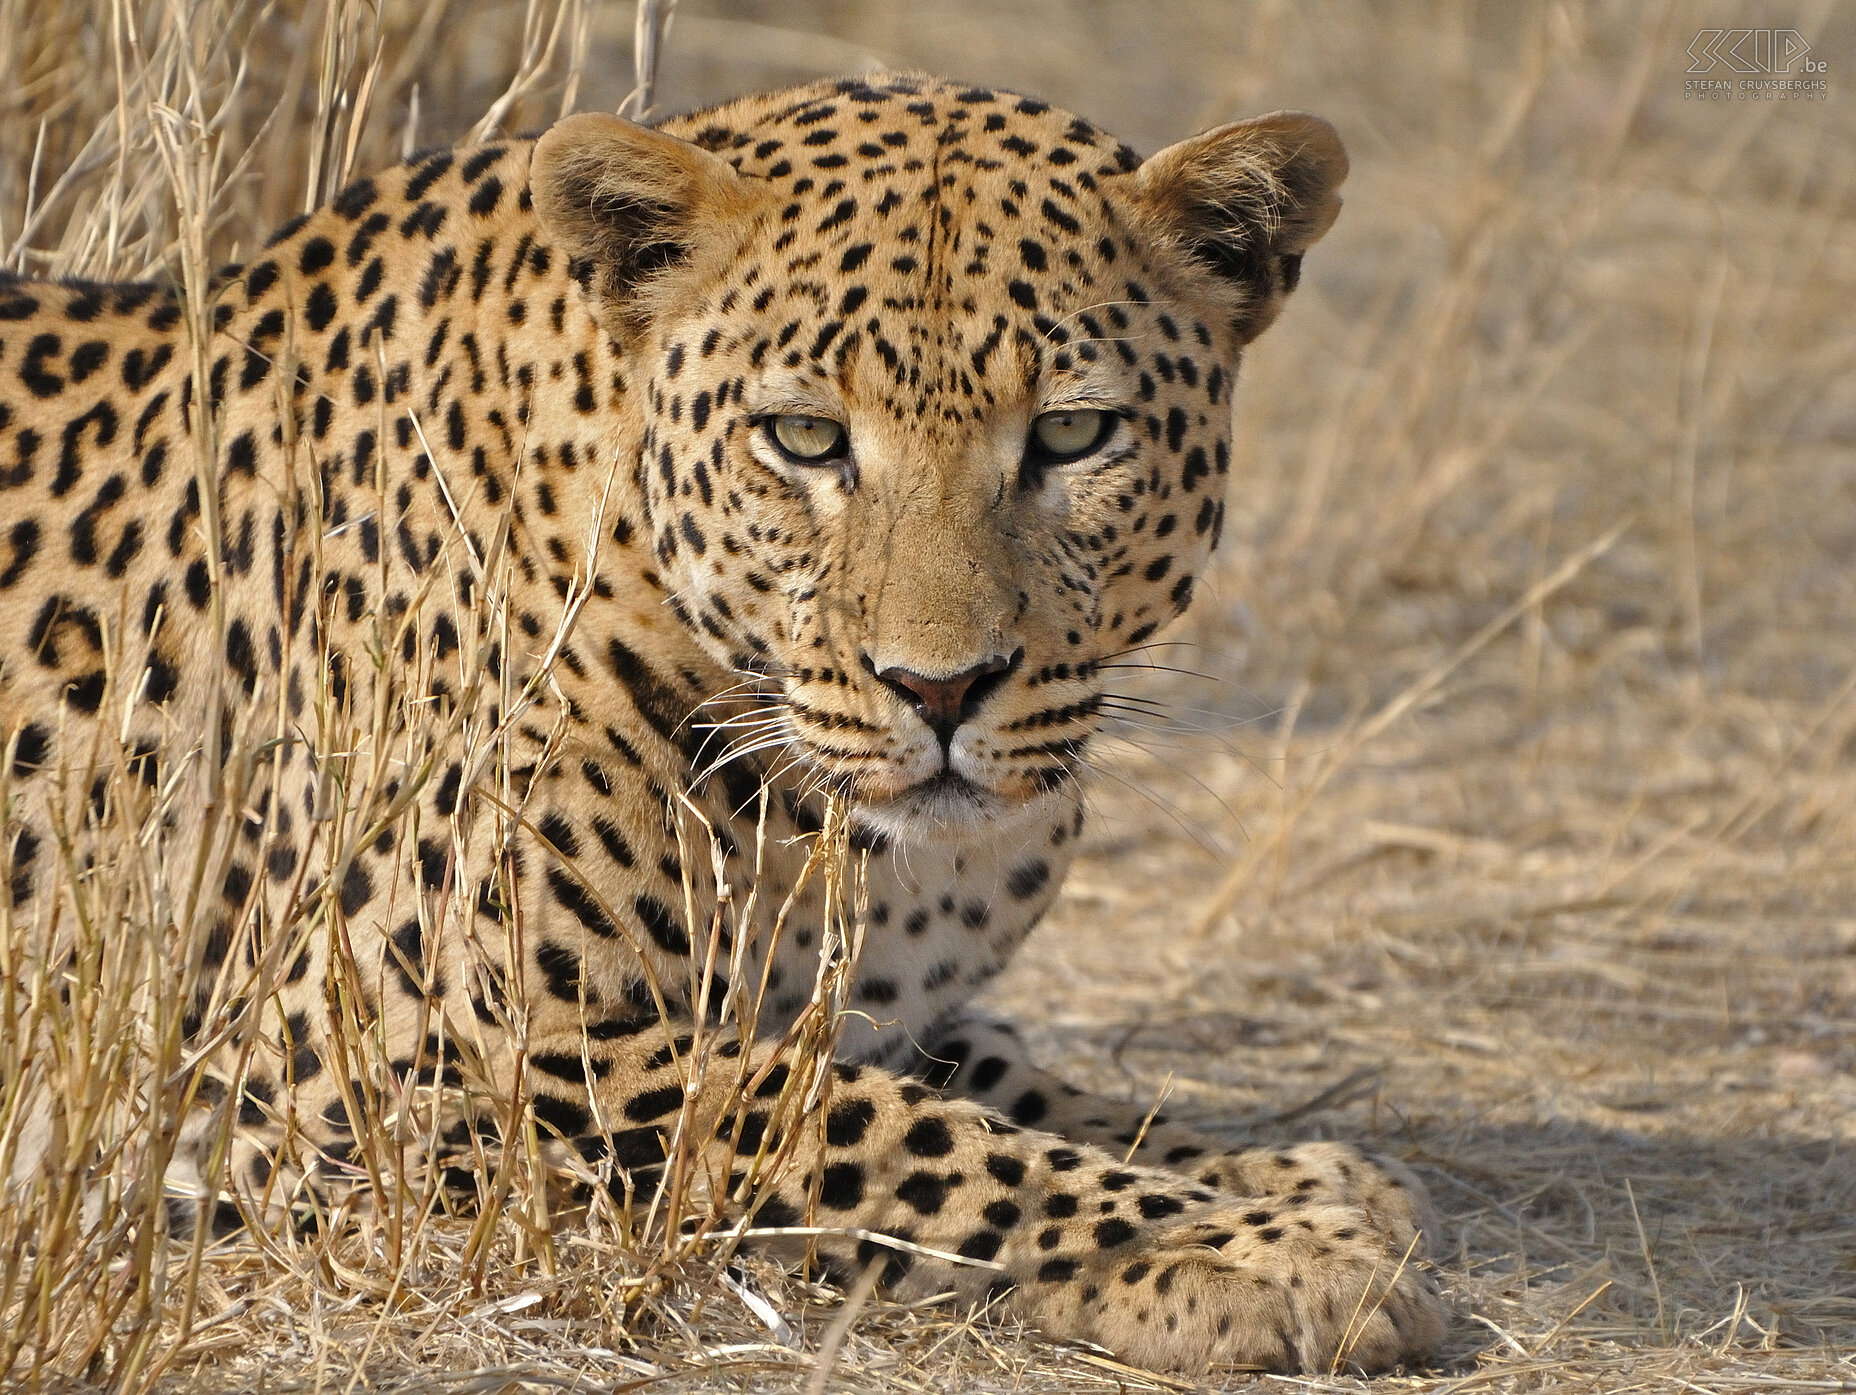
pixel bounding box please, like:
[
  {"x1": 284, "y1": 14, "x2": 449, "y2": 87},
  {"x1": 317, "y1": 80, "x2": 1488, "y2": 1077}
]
[{"x1": 0, "y1": 74, "x2": 1447, "y2": 1375}]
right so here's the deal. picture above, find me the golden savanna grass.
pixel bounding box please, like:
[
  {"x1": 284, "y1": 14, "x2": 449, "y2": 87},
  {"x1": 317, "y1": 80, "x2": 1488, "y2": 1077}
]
[{"x1": 3, "y1": 1, "x2": 1854, "y2": 1390}]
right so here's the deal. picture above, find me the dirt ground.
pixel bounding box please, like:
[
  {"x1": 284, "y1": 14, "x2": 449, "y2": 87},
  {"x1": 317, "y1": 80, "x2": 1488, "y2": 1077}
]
[{"x1": 4, "y1": 1, "x2": 1854, "y2": 1390}]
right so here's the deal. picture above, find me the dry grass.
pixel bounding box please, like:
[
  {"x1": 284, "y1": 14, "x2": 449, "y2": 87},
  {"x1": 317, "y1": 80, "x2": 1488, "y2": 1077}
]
[{"x1": 3, "y1": 0, "x2": 1853, "y2": 1390}]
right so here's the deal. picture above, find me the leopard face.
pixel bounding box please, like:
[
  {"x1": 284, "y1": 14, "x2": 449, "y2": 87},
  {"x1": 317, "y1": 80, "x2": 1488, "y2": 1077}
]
[{"x1": 534, "y1": 78, "x2": 1345, "y2": 841}]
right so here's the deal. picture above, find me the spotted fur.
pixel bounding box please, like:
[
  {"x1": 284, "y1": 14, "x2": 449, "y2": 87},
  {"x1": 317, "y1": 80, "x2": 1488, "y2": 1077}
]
[{"x1": 0, "y1": 76, "x2": 1444, "y2": 1373}]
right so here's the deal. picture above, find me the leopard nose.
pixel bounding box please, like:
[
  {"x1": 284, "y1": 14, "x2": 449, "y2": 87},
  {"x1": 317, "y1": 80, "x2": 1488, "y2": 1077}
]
[{"x1": 866, "y1": 649, "x2": 1022, "y2": 747}]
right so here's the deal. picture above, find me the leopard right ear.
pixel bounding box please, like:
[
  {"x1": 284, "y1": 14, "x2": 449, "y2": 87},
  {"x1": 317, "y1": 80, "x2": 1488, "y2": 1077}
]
[
  {"x1": 531, "y1": 113, "x2": 772, "y2": 339},
  {"x1": 1132, "y1": 111, "x2": 1347, "y2": 347}
]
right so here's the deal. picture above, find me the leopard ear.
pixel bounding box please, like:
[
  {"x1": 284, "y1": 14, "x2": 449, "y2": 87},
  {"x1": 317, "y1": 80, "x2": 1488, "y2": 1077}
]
[
  {"x1": 1133, "y1": 111, "x2": 1347, "y2": 347},
  {"x1": 531, "y1": 112, "x2": 771, "y2": 339}
]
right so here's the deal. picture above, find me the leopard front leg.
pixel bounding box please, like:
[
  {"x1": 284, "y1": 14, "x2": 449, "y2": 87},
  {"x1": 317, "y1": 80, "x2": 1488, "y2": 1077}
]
[
  {"x1": 546, "y1": 1018, "x2": 1445, "y2": 1376},
  {"x1": 917, "y1": 1013, "x2": 1437, "y2": 1256}
]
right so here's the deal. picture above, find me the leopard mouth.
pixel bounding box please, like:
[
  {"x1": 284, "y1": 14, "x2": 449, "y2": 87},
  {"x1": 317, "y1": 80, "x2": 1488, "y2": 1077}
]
[
  {"x1": 820, "y1": 763, "x2": 998, "y2": 812},
  {"x1": 777, "y1": 707, "x2": 1083, "y2": 835},
  {"x1": 896, "y1": 768, "x2": 994, "y2": 808}
]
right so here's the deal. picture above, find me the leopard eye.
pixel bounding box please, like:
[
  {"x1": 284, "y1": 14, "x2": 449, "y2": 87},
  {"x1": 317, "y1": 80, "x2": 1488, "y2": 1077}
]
[
  {"x1": 1029, "y1": 408, "x2": 1112, "y2": 462},
  {"x1": 766, "y1": 414, "x2": 848, "y2": 462}
]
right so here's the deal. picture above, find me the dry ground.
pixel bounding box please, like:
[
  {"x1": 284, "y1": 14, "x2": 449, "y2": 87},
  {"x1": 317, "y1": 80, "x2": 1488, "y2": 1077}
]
[{"x1": 3, "y1": 1, "x2": 1854, "y2": 1391}]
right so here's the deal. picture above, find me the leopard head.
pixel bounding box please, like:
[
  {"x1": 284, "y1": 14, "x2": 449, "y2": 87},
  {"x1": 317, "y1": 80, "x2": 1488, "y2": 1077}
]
[{"x1": 533, "y1": 77, "x2": 1345, "y2": 841}]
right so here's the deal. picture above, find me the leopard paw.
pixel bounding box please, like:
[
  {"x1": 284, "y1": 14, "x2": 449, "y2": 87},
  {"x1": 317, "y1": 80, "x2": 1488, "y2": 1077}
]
[
  {"x1": 1185, "y1": 1141, "x2": 1438, "y2": 1255},
  {"x1": 1022, "y1": 1198, "x2": 1447, "y2": 1375}
]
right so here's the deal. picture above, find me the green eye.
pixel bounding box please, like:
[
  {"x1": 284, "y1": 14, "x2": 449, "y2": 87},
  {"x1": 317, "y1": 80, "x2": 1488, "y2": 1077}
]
[
  {"x1": 1030, "y1": 408, "x2": 1111, "y2": 461},
  {"x1": 766, "y1": 415, "x2": 848, "y2": 462}
]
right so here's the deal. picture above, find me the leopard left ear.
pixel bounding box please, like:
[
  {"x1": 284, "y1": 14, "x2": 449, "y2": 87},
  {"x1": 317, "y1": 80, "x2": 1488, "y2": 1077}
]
[
  {"x1": 531, "y1": 112, "x2": 774, "y2": 340},
  {"x1": 1133, "y1": 111, "x2": 1347, "y2": 347}
]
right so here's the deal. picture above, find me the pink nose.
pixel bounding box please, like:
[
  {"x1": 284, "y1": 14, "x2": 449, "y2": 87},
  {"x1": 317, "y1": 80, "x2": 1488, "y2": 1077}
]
[{"x1": 870, "y1": 652, "x2": 1018, "y2": 746}]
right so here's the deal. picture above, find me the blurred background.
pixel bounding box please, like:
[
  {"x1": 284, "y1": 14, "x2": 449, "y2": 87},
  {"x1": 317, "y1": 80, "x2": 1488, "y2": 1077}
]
[{"x1": 3, "y1": 2, "x2": 1853, "y2": 1388}]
